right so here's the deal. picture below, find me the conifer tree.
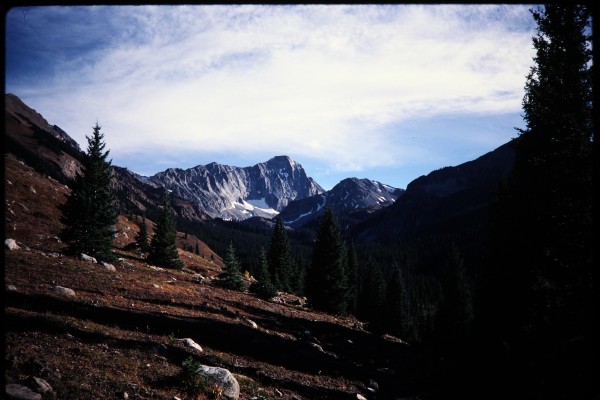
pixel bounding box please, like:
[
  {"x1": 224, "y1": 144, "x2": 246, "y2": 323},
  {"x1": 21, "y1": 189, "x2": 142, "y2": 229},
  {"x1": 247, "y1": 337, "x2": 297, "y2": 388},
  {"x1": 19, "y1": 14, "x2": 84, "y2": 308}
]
[
  {"x1": 148, "y1": 193, "x2": 183, "y2": 269},
  {"x1": 250, "y1": 247, "x2": 278, "y2": 300},
  {"x1": 480, "y1": 5, "x2": 592, "y2": 397},
  {"x1": 60, "y1": 123, "x2": 118, "y2": 261},
  {"x1": 436, "y1": 245, "x2": 473, "y2": 345},
  {"x1": 290, "y1": 256, "x2": 306, "y2": 295},
  {"x1": 346, "y1": 241, "x2": 360, "y2": 315},
  {"x1": 358, "y1": 261, "x2": 386, "y2": 330},
  {"x1": 218, "y1": 242, "x2": 247, "y2": 291},
  {"x1": 136, "y1": 213, "x2": 150, "y2": 254},
  {"x1": 305, "y1": 207, "x2": 348, "y2": 315},
  {"x1": 384, "y1": 265, "x2": 413, "y2": 338},
  {"x1": 267, "y1": 217, "x2": 294, "y2": 292}
]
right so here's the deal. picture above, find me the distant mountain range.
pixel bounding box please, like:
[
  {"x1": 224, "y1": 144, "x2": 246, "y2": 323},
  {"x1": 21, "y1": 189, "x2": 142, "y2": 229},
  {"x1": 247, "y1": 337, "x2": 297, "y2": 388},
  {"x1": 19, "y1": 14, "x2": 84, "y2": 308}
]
[
  {"x1": 280, "y1": 177, "x2": 404, "y2": 228},
  {"x1": 148, "y1": 156, "x2": 324, "y2": 220},
  {"x1": 4, "y1": 93, "x2": 515, "y2": 245}
]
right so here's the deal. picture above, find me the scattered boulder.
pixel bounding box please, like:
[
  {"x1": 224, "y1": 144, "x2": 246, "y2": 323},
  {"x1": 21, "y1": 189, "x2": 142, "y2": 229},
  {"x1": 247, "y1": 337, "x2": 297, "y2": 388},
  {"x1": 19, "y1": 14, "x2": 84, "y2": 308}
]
[
  {"x1": 5, "y1": 383, "x2": 41, "y2": 400},
  {"x1": 308, "y1": 342, "x2": 325, "y2": 353},
  {"x1": 356, "y1": 394, "x2": 367, "y2": 400},
  {"x1": 100, "y1": 262, "x2": 116, "y2": 272},
  {"x1": 6, "y1": 284, "x2": 18, "y2": 292},
  {"x1": 25, "y1": 377, "x2": 53, "y2": 395},
  {"x1": 196, "y1": 365, "x2": 239, "y2": 400},
  {"x1": 53, "y1": 286, "x2": 76, "y2": 297},
  {"x1": 80, "y1": 253, "x2": 97, "y2": 263},
  {"x1": 5, "y1": 239, "x2": 20, "y2": 251},
  {"x1": 242, "y1": 318, "x2": 258, "y2": 329},
  {"x1": 177, "y1": 338, "x2": 203, "y2": 353},
  {"x1": 272, "y1": 292, "x2": 306, "y2": 306},
  {"x1": 29, "y1": 185, "x2": 37, "y2": 194}
]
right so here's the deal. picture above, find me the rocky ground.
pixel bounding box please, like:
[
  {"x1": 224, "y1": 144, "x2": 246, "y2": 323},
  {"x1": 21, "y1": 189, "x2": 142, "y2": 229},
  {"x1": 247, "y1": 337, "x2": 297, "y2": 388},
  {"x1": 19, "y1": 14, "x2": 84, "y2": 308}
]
[{"x1": 4, "y1": 153, "x2": 434, "y2": 400}]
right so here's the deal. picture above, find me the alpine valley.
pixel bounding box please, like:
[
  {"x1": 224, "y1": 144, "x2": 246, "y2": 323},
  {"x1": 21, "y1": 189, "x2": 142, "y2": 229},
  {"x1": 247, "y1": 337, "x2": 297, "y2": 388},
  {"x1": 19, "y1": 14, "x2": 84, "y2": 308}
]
[{"x1": 4, "y1": 92, "x2": 516, "y2": 399}]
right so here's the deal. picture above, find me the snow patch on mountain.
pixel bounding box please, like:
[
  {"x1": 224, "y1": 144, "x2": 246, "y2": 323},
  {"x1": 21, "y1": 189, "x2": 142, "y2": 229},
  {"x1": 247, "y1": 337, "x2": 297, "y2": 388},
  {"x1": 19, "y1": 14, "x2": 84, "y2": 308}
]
[{"x1": 148, "y1": 156, "x2": 323, "y2": 220}]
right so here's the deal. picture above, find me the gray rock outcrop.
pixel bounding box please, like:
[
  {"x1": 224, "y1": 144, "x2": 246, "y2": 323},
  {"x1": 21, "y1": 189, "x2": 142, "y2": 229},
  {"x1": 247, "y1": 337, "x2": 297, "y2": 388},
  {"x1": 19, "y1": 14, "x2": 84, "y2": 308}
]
[
  {"x1": 149, "y1": 156, "x2": 323, "y2": 220},
  {"x1": 196, "y1": 365, "x2": 239, "y2": 400}
]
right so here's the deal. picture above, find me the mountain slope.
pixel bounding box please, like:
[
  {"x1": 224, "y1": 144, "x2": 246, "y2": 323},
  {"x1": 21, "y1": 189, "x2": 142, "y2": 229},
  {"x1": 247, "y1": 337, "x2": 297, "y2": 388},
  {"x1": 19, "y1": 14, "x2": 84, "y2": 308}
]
[
  {"x1": 5, "y1": 93, "x2": 83, "y2": 183},
  {"x1": 149, "y1": 156, "x2": 324, "y2": 220},
  {"x1": 280, "y1": 178, "x2": 404, "y2": 228},
  {"x1": 4, "y1": 129, "x2": 430, "y2": 400},
  {"x1": 4, "y1": 93, "x2": 211, "y2": 225},
  {"x1": 352, "y1": 141, "x2": 516, "y2": 243}
]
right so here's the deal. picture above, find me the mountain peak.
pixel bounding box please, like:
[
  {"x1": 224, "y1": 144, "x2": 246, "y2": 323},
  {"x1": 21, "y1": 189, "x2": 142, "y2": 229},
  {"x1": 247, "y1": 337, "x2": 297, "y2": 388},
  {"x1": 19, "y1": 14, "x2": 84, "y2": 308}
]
[
  {"x1": 149, "y1": 156, "x2": 324, "y2": 220},
  {"x1": 280, "y1": 177, "x2": 403, "y2": 228}
]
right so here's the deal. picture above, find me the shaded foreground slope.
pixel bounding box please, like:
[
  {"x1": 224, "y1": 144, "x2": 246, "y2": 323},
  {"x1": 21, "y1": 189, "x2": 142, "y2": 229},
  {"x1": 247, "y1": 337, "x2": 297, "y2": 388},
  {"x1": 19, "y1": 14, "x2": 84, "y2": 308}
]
[{"x1": 4, "y1": 153, "x2": 434, "y2": 399}]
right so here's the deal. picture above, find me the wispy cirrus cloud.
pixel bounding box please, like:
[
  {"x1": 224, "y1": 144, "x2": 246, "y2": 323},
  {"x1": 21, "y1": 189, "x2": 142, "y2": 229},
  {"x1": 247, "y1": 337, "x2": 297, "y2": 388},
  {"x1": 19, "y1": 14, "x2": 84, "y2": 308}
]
[{"x1": 6, "y1": 4, "x2": 536, "y2": 188}]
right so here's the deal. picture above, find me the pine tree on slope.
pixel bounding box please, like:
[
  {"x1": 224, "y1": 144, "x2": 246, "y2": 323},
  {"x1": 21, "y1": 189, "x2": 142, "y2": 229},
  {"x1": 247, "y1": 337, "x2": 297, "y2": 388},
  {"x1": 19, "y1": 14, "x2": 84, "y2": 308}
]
[
  {"x1": 250, "y1": 247, "x2": 278, "y2": 300},
  {"x1": 306, "y1": 207, "x2": 348, "y2": 315},
  {"x1": 267, "y1": 217, "x2": 294, "y2": 293},
  {"x1": 148, "y1": 193, "x2": 183, "y2": 269},
  {"x1": 480, "y1": 5, "x2": 593, "y2": 397},
  {"x1": 60, "y1": 123, "x2": 118, "y2": 261},
  {"x1": 218, "y1": 242, "x2": 247, "y2": 291},
  {"x1": 136, "y1": 213, "x2": 151, "y2": 254}
]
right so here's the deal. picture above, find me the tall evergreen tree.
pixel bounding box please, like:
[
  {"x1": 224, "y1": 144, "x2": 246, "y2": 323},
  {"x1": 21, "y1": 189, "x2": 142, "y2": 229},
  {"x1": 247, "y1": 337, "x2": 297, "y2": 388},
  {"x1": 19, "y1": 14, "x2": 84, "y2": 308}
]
[
  {"x1": 305, "y1": 207, "x2": 348, "y2": 315},
  {"x1": 346, "y1": 241, "x2": 360, "y2": 316},
  {"x1": 60, "y1": 123, "x2": 118, "y2": 261},
  {"x1": 148, "y1": 193, "x2": 183, "y2": 269},
  {"x1": 267, "y1": 217, "x2": 294, "y2": 292},
  {"x1": 480, "y1": 5, "x2": 593, "y2": 398},
  {"x1": 384, "y1": 264, "x2": 413, "y2": 338},
  {"x1": 136, "y1": 213, "x2": 151, "y2": 254},
  {"x1": 218, "y1": 242, "x2": 247, "y2": 291},
  {"x1": 436, "y1": 245, "x2": 473, "y2": 346},
  {"x1": 358, "y1": 260, "x2": 386, "y2": 331},
  {"x1": 250, "y1": 247, "x2": 278, "y2": 300}
]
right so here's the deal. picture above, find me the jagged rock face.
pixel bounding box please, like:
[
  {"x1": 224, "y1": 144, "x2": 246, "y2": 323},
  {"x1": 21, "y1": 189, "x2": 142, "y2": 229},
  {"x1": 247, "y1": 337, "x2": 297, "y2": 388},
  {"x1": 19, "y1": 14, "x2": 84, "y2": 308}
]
[
  {"x1": 149, "y1": 156, "x2": 324, "y2": 220},
  {"x1": 280, "y1": 178, "x2": 404, "y2": 228}
]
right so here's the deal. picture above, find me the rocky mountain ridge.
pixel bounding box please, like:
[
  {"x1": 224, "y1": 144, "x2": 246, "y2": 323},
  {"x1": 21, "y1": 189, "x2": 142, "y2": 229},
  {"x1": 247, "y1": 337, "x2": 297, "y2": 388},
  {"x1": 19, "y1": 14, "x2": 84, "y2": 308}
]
[
  {"x1": 280, "y1": 177, "x2": 404, "y2": 228},
  {"x1": 352, "y1": 141, "x2": 516, "y2": 242},
  {"x1": 148, "y1": 156, "x2": 325, "y2": 221},
  {"x1": 4, "y1": 94, "x2": 406, "y2": 224}
]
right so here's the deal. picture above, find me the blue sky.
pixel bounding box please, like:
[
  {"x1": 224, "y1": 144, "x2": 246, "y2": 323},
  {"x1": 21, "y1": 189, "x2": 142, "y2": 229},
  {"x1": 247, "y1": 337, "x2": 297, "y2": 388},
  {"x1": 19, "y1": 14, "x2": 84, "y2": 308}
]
[{"x1": 5, "y1": 5, "x2": 537, "y2": 190}]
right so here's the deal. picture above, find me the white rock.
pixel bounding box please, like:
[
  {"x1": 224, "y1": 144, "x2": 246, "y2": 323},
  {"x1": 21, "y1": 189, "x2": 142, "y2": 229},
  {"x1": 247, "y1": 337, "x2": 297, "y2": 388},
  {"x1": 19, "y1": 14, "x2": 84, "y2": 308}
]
[
  {"x1": 54, "y1": 286, "x2": 76, "y2": 297},
  {"x1": 356, "y1": 394, "x2": 367, "y2": 400},
  {"x1": 28, "y1": 377, "x2": 53, "y2": 394},
  {"x1": 308, "y1": 342, "x2": 324, "y2": 353},
  {"x1": 198, "y1": 365, "x2": 240, "y2": 400},
  {"x1": 101, "y1": 262, "x2": 116, "y2": 272},
  {"x1": 80, "y1": 253, "x2": 97, "y2": 263},
  {"x1": 5, "y1": 239, "x2": 20, "y2": 251},
  {"x1": 178, "y1": 338, "x2": 203, "y2": 352},
  {"x1": 5, "y1": 383, "x2": 41, "y2": 400},
  {"x1": 242, "y1": 318, "x2": 258, "y2": 329}
]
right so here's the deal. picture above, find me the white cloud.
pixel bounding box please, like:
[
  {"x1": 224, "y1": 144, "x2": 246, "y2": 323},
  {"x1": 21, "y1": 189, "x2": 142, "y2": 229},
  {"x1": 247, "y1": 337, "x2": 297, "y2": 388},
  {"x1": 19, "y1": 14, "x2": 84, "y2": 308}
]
[{"x1": 11, "y1": 4, "x2": 536, "y2": 178}]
